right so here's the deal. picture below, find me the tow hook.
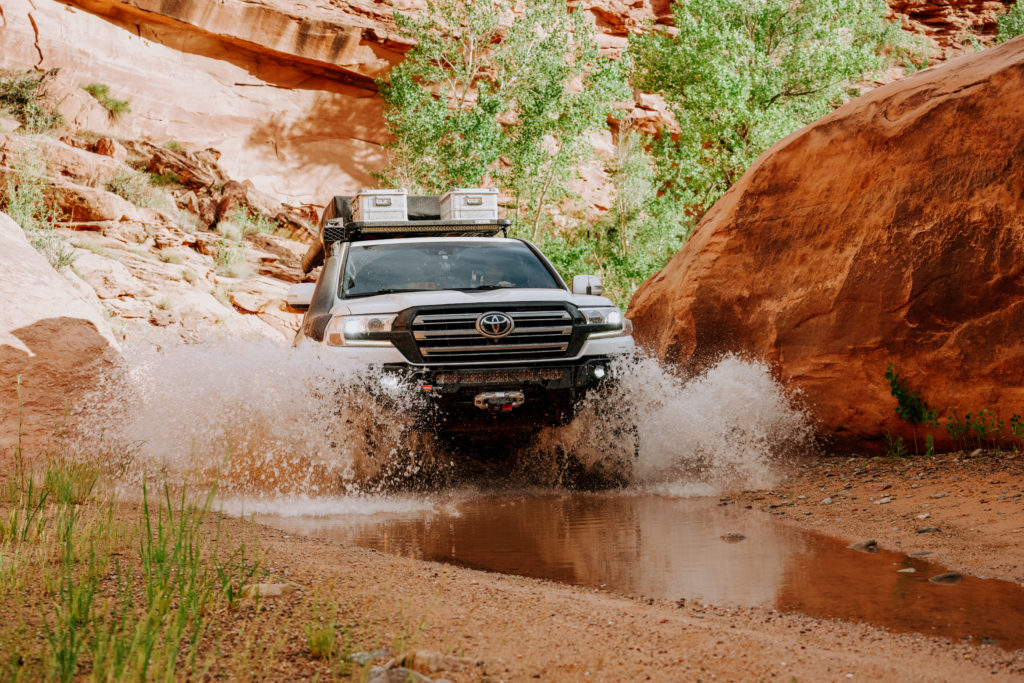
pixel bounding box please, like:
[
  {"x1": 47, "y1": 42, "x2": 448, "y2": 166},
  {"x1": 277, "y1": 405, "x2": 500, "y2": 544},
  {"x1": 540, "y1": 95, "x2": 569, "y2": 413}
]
[{"x1": 473, "y1": 391, "x2": 525, "y2": 412}]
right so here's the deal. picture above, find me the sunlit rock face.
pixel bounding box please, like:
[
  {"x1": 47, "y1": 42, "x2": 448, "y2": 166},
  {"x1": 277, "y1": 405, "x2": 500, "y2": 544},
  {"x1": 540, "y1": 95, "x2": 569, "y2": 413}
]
[
  {"x1": 0, "y1": 0, "x2": 674, "y2": 209},
  {"x1": 0, "y1": 0, "x2": 1011, "y2": 210},
  {"x1": 0, "y1": 0, "x2": 396, "y2": 205},
  {"x1": 888, "y1": 0, "x2": 1013, "y2": 55},
  {"x1": 628, "y1": 37, "x2": 1024, "y2": 452}
]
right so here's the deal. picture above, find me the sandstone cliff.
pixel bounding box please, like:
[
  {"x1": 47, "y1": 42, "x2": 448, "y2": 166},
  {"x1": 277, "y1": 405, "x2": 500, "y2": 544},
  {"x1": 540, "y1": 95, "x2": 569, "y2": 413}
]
[{"x1": 628, "y1": 37, "x2": 1024, "y2": 451}]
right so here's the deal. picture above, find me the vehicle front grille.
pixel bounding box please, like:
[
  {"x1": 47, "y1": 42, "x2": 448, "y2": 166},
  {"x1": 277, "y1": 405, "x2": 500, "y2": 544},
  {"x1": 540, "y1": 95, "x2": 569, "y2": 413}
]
[{"x1": 411, "y1": 307, "x2": 574, "y2": 363}]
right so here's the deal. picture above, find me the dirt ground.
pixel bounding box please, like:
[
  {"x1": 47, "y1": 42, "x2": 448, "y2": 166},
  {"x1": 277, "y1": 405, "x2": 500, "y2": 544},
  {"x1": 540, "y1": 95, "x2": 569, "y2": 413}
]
[{"x1": 227, "y1": 451, "x2": 1024, "y2": 681}]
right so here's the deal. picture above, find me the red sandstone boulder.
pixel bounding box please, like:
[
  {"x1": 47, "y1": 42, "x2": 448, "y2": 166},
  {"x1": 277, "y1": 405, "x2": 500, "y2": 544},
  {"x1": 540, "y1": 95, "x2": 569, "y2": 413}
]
[
  {"x1": 628, "y1": 37, "x2": 1024, "y2": 452},
  {"x1": 0, "y1": 212, "x2": 120, "y2": 455}
]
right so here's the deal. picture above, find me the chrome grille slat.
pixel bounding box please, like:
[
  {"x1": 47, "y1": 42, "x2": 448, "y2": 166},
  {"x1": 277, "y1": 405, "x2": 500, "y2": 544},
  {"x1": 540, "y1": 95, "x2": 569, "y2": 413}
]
[
  {"x1": 422, "y1": 343, "x2": 568, "y2": 355},
  {"x1": 410, "y1": 306, "x2": 574, "y2": 363},
  {"x1": 414, "y1": 325, "x2": 571, "y2": 340}
]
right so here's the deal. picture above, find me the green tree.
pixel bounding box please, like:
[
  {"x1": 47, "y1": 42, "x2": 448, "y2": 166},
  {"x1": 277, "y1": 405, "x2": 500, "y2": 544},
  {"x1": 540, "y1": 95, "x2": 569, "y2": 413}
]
[
  {"x1": 377, "y1": 0, "x2": 628, "y2": 236},
  {"x1": 629, "y1": 0, "x2": 903, "y2": 221},
  {"x1": 996, "y1": 1, "x2": 1024, "y2": 42}
]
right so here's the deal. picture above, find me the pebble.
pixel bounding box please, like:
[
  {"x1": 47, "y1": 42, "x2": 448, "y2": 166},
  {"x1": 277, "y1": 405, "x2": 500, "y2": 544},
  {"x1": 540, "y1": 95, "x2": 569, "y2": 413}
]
[
  {"x1": 910, "y1": 551, "x2": 933, "y2": 557},
  {"x1": 917, "y1": 513, "x2": 931, "y2": 519},
  {"x1": 916, "y1": 526, "x2": 942, "y2": 534},
  {"x1": 240, "y1": 583, "x2": 295, "y2": 598},
  {"x1": 349, "y1": 650, "x2": 392, "y2": 665},
  {"x1": 821, "y1": 497, "x2": 834, "y2": 505},
  {"x1": 931, "y1": 493, "x2": 949, "y2": 499},
  {"x1": 721, "y1": 532, "x2": 746, "y2": 543},
  {"x1": 929, "y1": 572, "x2": 963, "y2": 585},
  {"x1": 897, "y1": 568, "x2": 916, "y2": 573},
  {"x1": 874, "y1": 497, "x2": 892, "y2": 505},
  {"x1": 368, "y1": 667, "x2": 432, "y2": 683},
  {"x1": 848, "y1": 539, "x2": 878, "y2": 553}
]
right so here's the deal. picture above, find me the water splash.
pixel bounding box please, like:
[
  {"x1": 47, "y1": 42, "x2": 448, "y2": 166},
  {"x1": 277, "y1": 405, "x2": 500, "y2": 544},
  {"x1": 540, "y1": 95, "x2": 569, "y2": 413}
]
[
  {"x1": 76, "y1": 340, "x2": 812, "y2": 499},
  {"x1": 524, "y1": 354, "x2": 812, "y2": 490}
]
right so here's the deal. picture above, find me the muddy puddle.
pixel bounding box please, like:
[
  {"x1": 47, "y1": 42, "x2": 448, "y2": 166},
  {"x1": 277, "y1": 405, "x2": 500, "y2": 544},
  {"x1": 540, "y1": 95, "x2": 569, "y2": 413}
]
[{"x1": 254, "y1": 493, "x2": 1024, "y2": 650}]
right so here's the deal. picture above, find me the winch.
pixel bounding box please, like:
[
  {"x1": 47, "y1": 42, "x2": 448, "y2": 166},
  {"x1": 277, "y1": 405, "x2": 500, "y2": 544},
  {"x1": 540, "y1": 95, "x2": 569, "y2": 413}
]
[{"x1": 473, "y1": 391, "x2": 525, "y2": 412}]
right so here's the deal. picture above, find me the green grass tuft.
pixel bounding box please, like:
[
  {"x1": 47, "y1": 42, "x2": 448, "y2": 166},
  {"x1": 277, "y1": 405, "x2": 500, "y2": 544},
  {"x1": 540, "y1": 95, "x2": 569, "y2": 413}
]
[{"x1": 80, "y1": 83, "x2": 131, "y2": 120}]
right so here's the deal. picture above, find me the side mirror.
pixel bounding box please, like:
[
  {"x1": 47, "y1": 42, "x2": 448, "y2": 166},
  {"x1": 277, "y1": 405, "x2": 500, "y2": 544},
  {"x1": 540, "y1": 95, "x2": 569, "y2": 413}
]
[
  {"x1": 571, "y1": 275, "x2": 603, "y2": 296},
  {"x1": 285, "y1": 282, "x2": 316, "y2": 311}
]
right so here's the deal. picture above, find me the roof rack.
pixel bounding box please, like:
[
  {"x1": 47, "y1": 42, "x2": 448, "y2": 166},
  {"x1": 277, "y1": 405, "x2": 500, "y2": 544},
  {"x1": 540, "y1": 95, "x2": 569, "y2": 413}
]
[
  {"x1": 301, "y1": 194, "x2": 511, "y2": 274},
  {"x1": 323, "y1": 217, "x2": 509, "y2": 243}
]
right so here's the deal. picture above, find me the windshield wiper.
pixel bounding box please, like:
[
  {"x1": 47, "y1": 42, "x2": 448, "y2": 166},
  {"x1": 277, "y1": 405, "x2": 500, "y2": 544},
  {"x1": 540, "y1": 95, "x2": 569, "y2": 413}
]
[
  {"x1": 456, "y1": 284, "x2": 508, "y2": 291},
  {"x1": 345, "y1": 288, "x2": 434, "y2": 298}
]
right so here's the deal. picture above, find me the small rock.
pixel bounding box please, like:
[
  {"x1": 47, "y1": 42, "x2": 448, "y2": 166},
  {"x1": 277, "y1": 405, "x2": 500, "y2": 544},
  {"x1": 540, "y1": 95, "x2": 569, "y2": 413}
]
[
  {"x1": 400, "y1": 650, "x2": 448, "y2": 674},
  {"x1": 821, "y1": 497, "x2": 834, "y2": 505},
  {"x1": 931, "y1": 493, "x2": 949, "y2": 499},
  {"x1": 94, "y1": 136, "x2": 128, "y2": 162},
  {"x1": 721, "y1": 532, "x2": 746, "y2": 543},
  {"x1": 848, "y1": 539, "x2": 878, "y2": 553},
  {"x1": 874, "y1": 496, "x2": 892, "y2": 505},
  {"x1": 916, "y1": 526, "x2": 942, "y2": 534},
  {"x1": 917, "y1": 513, "x2": 931, "y2": 520},
  {"x1": 929, "y1": 572, "x2": 963, "y2": 585},
  {"x1": 909, "y1": 551, "x2": 933, "y2": 557},
  {"x1": 0, "y1": 115, "x2": 21, "y2": 133},
  {"x1": 349, "y1": 650, "x2": 391, "y2": 665},
  {"x1": 240, "y1": 583, "x2": 295, "y2": 598},
  {"x1": 896, "y1": 568, "x2": 916, "y2": 573},
  {"x1": 969, "y1": 449, "x2": 982, "y2": 458}
]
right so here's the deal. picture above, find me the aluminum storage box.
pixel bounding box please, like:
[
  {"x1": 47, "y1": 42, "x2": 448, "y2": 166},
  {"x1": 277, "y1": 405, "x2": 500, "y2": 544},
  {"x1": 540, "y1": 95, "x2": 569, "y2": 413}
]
[
  {"x1": 440, "y1": 188, "x2": 499, "y2": 221},
  {"x1": 351, "y1": 188, "x2": 408, "y2": 222}
]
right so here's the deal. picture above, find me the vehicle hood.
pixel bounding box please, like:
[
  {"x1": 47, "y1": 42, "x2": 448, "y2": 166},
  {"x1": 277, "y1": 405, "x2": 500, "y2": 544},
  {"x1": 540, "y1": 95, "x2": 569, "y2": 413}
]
[{"x1": 329, "y1": 288, "x2": 616, "y2": 316}]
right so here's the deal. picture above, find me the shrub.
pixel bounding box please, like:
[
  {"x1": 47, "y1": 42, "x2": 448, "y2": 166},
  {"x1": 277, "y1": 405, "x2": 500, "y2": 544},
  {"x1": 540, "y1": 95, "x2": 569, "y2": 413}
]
[
  {"x1": 80, "y1": 83, "x2": 131, "y2": 120},
  {"x1": 227, "y1": 205, "x2": 278, "y2": 236},
  {"x1": 214, "y1": 239, "x2": 251, "y2": 278},
  {"x1": 0, "y1": 70, "x2": 64, "y2": 132},
  {"x1": 378, "y1": 0, "x2": 627, "y2": 234},
  {"x1": 996, "y1": 2, "x2": 1024, "y2": 43},
  {"x1": 630, "y1": 0, "x2": 912, "y2": 228},
  {"x1": 148, "y1": 171, "x2": 181, "y2": 187},
  {"x1": 103, "y1": 168, "x2": 169, "y2": 209},
  {"x1": 2, "y1": 146, "x2": 74, "y2": 269},
  {"x1": 884, "y1": 363, "x2": 938, "y2": 454},
  {"x1": 883, "y1": 432, "x2": 908, "y2": 458}
]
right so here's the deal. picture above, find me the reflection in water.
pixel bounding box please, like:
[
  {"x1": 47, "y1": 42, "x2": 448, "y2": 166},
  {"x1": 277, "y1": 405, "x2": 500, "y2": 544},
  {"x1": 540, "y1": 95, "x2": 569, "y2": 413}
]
[{"x1": 258, "y1": 493, "x2": 1024, "y2": 650}]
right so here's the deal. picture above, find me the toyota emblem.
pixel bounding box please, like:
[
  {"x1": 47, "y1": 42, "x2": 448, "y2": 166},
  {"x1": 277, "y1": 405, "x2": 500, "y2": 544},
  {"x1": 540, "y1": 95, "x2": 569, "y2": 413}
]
[{"x1": 476, "y1": 312, "x2": 515, "y2": 339}]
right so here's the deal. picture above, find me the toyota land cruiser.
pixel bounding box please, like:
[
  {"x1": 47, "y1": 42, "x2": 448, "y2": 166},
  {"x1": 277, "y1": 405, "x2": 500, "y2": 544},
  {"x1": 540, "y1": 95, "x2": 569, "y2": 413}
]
[{"x1": 289, "y1": 192, "x2": 635, "y2": 440}]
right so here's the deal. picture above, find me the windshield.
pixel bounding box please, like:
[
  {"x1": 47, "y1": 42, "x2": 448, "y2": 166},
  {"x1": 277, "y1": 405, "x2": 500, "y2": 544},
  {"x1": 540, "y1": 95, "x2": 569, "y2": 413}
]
[{"x1": 341, "y1": 241, "x2": 561, "y2": 298}]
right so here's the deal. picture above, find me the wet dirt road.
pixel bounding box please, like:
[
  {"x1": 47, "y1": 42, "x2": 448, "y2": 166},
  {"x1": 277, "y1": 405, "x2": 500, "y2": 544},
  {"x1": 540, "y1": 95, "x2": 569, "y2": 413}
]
[{"x1": 256, "y1": 492, "x2": 1024, "y2": 650}]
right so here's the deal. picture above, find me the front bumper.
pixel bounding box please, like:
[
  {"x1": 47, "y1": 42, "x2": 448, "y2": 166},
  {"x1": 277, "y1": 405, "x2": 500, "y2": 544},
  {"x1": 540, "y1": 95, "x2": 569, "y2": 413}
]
[
  {"x1": 315, "y1": 334, "x2": 634, "y2": 366},
  {"x1": 380, "y1": 356, "x2": 620, "y2": 434}
]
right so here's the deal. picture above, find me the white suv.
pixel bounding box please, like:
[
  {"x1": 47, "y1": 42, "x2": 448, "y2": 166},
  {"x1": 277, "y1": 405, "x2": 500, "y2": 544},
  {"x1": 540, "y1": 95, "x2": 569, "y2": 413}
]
[{"x1": 290, "y1": 194, "x2": 634, "y2": 439}]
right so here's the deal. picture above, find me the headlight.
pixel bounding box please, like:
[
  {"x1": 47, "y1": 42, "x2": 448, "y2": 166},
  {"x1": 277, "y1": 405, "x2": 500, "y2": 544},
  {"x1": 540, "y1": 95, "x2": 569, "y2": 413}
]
[
  {"x1": 579, "y1": 306, "x2": 627, "y2": 338},
  {"x1": 325, "y1": 314, "x2": 397, "y2": 347}
]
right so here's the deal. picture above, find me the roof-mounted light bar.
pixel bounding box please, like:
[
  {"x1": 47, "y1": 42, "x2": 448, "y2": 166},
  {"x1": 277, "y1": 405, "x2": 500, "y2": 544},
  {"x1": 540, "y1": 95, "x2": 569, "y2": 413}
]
[{"x1": 323, "y1": 217, "x2": 510, "y2": 243}]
